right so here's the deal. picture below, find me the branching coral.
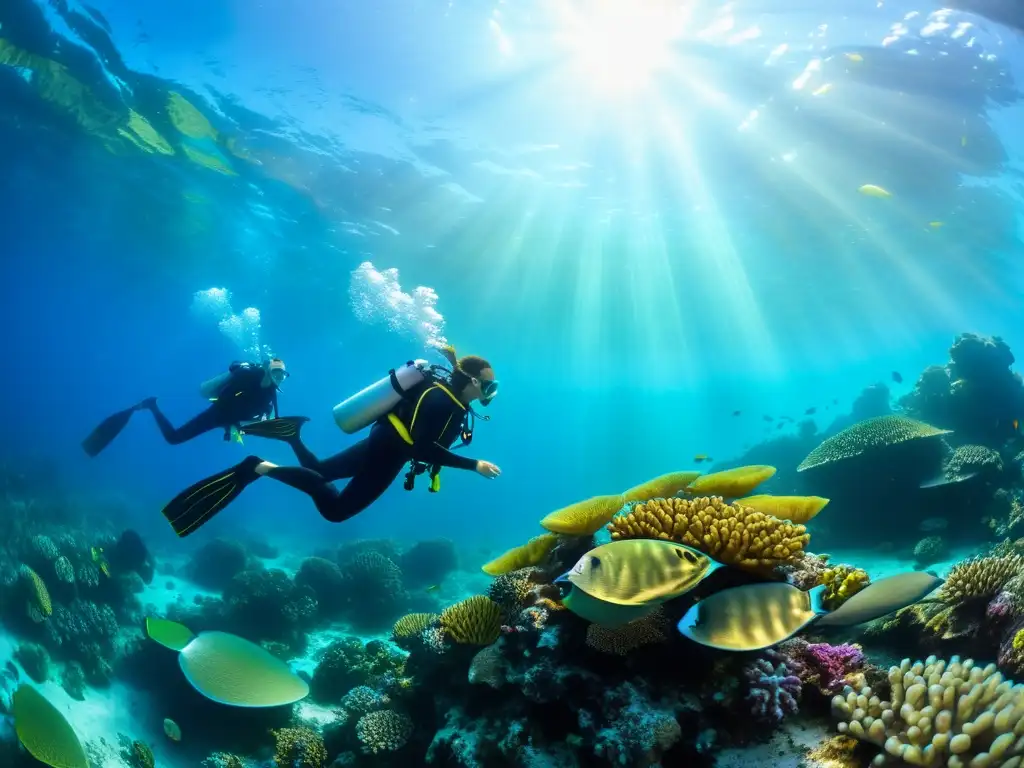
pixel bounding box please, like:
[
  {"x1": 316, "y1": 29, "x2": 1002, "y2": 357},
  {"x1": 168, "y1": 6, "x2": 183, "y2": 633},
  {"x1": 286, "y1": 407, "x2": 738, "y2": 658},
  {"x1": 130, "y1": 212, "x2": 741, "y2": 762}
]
[
  {"x1": 271, "y1": 726, "x2": 327, "y2": 768},
  {"x1": 607, "y1": 496, "x2": 809, "y2": 572},
  {"x1": 821, "y1": 565, "x2": 871, "y2": 610},
  {"x1": 355, "y1": 710, "x2": 413, "y2": 754},
  {"x1": 940, "y1": 553, "x2": 1024, "y2": 605},
  {"x1": 439, "y1": 596, "x2": 502, "y2": 645},
  {"x1": 744, "y1": 658, "x2": 800, "y2": 724},
  {"x1": 797, "y1": 415, "x2": 951, "y2": 472},
  {"x1": 585, "y1": 610, "x2": 669, "y2": 656},
  {"x1": 834, "y1": 655, "x2": 1024, "y2": 766}
]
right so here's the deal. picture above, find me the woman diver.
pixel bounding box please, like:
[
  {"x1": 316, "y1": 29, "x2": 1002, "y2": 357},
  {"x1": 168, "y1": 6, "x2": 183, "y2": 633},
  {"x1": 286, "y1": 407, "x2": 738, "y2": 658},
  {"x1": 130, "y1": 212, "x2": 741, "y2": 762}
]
[{"x1": 159, "y1": 347, "x2": 502, "y2": 537}]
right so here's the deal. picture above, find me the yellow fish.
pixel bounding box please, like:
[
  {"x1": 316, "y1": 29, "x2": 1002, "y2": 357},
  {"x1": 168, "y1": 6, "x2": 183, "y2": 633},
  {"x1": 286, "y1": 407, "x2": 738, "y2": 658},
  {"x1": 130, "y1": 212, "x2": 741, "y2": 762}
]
[
  {"x1": 961, "y1": 135, "x2": 968, "y2": 147},
  {"x1": 858, "y1": 184, "x2": 892, "y2": 198},
  {"x1": 230, "y1": 426, "x2": 244, "y2": 445},
  {"x1": 91, "y1": 547, "x2": 111, "y2": 578},
  {"x1": 558, "y1": 539, "x2": 722, "y2": 607},
  {"x1": 928, "y1": 221, "x2": 944, "y2": 229},
  {"x1": 812, "y1": 83, "x2": 833, "y2": 97},
  {"x1": 736, "y1": 494, "x2": 829, "y2": 524},
  {"x1": 845, "y1": 53, "x2": 863, "y2": 62}
]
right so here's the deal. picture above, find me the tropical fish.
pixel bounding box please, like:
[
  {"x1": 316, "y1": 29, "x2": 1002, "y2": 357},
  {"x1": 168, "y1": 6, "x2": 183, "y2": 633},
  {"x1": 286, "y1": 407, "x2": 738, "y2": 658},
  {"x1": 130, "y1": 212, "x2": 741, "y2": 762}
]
[
  {"x1": 919, "y1": 470, "x2": 979, "y2": 490},
  {"x1": 693, "y1": 454, "x2": 712, "y2": 464},
  {"x1": 928, "y1": 221, "x2": 943, "y2": 229},
  {"x1": 230, "y1": 425, "x2": 244, "y2": 445},
  {"x1": 858, "y1": 184, "x2": 891, "y2": 198},
  {"x1": 817, "y1": 572, "x2": 942, "y2": 627},
  {"x1": 891, "y1": 371, "x2": 903, "y2": 384},
  {"x1": 145, "y1": 617, "x2": 308, "y2": 707},
  {"x1": 678, "y1": 571, "x2": 941, "y2": 651},
  {"x1": 560, "y1": 586, "x2": 658, "y2": 628},
  {"x1": 845, "y1": 52, "x2": 863, "y2": 62},
  {"x1": 91, "y1": 547, "x2": 111, "y2": 578},
  {"x1": 736, "y1": 494, "x2": 829, "y2": 524},
  {"x1": 1013, "y1": 419, "x2": 1019, "y2": 432},
  {"x1": 163, "y1": 717, "x2": 182, "y2": 741},
  {"x1": 812, "y1": 83, "x2": 833, "y2": 97},
  {"x1": 559, "y1": 540, "x2": 722, "y2": 606},
  {"x1": 678, "y1": 583, "x2": 828, "y2": 651}
]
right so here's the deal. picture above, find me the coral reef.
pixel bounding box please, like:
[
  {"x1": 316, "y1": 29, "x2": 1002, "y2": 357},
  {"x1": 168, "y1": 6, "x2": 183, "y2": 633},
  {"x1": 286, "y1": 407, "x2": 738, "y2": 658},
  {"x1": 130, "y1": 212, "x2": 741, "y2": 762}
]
[
  {"x1": 355, "y1": 710, "x2": 413, "y2": 754},
  {"x1": 272, "y1": 726, "x2": 327, "y2": 768},
  {"x1": 294, "y1": 556, "x2": 347, "y2": 617},
  {"x1": 940, "y1": 553, "x2": 1023, "y2": 605},
  {"x1": 400, "y1": 538, "x2": 457, "y2": 587},
  {"x1": 944, "y1": 444, "x2": 1004, "y2": 480},
  {"x1": 608, "y1": 495, "x2": 809, "y2": 573},
  {"x1": 222, "y1": 568, "x2": 317, "y2": 651},
  {"x1": 310, "y1": 637, "x2": 406, "y2": 703},
  {"x1": 912, "y1": 535, "x2": 948, "y2": 568},
  {"x1": 820, "y1": 565, "x2": 870, "y2": 610},
  {"x1": 187, "y1": 538, "x2": 249, "y2": 591},
  {"x1": 834, "y1": 655, "x2": 1024, "y2": 765},
  {"x1": 798, "y1": 415, "x2": 950, "y2": 472},
  {"x1": 585, "y1": 610, "x2": 669, "y2": 656},
  {"x1": 337, "y1": 552, "x2": 408, "y2": 630}
]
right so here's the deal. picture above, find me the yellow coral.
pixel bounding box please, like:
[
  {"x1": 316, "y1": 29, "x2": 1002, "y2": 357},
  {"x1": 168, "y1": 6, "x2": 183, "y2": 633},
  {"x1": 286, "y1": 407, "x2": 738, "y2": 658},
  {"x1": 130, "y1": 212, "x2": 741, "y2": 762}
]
[
  {"x1": 482, "y1": 534, "x2": 558, "y2": 575},
  {"x1": 940, "y1": 553, "x2": 1024, "y2": 605},
  {"x1": 685, "y1": 465, "x2": 776, "y2": 497},
  {"x1": 21, "y1": 566, "x2": 51, "y2": 622},
  {"x1": 621, "y1": 471, "x2": 702, "y2": 503},
  {"x1": 391, "y1": 613, "x2": 438, "y2": 639},
  {"x1": 821, "y1": 565, "x2": 870, "y2": 610},
  {"x1": 804, "y1": 735, "x2": 862, "y2": 768},
  {"x1": 440, "y1": 596, "x2": 502, "y2": 645},
  {"x1": 585, "y1": 609, "x2": 668, "y2": 655},
  {"x1": 736, "y1": 494, "x2": 830, "y2": 524},
  {"x1": 271, "y1": 726, "x2": 327, "y2": 768},
  {"x1": 1014, "y1": 628, "x2": 1024, "y2": 651},
  {"x1": 607, "y1": 496, "x2": 809, "y2": 573},
  {"x1": 540, "y1": 494, "x2": 626, "y2": 535}
]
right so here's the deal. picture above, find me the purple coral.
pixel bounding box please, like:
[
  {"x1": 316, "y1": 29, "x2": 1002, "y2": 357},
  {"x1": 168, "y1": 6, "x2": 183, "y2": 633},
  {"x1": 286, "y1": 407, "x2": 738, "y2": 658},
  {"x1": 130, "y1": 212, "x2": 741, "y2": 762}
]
[
  {"x1": 802, "y1": 643, "x2": 864, "y2": 693},
  {"x1": 744, "y1": 659, "x2": 800, "y2": 724}
]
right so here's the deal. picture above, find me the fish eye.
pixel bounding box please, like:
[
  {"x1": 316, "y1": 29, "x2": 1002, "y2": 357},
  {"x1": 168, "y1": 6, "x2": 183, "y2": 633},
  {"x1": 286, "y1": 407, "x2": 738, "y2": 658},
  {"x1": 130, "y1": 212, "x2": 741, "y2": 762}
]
[{"x1": 590, "y1": 556, "x2": 601, "y2": 568}]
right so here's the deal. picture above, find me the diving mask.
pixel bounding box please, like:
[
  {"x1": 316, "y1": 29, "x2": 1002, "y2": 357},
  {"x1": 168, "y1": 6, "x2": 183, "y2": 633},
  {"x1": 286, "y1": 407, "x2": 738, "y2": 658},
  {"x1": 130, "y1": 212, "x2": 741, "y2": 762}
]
[
  {"x1": 267, "y1": 360, "x2": 289, "y2": 386},
  {"x1": 479, "y1": 378, "x2": 498, "y2": 406}
]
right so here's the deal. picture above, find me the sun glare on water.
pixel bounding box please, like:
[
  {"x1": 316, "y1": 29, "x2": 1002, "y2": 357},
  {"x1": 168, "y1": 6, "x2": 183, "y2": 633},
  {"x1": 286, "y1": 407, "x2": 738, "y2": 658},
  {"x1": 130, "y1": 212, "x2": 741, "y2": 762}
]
[{"x1": 554, "y1": 0, "x2": 690, "y2": 94}]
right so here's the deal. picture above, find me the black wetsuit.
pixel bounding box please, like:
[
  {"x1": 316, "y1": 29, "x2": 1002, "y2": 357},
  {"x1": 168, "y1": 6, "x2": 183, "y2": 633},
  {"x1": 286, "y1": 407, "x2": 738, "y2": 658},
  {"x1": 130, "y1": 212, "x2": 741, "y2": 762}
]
[
  {"x1": 148, "y1": 362, "x2": 279, "y2": 444},
  {"x1": 265, "y1": 381, "x2": 477, "y2": 522}
]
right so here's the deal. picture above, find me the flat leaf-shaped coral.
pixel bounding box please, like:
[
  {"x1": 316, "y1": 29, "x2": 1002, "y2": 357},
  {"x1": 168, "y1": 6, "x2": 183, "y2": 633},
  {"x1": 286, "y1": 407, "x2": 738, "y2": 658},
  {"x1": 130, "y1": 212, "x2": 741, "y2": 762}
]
[
  {"x1": 481, "y1": 534, "x2": 558, "y2": 575},
  {"x1": 621, "y1": 471, "x2": 702, "y2": 503},
  {"x1": 686, "y1": 465, "x2": 776, "y2": 497},
  {"x1": 13, "y1": 684, "x2": 88, "y2": 768},
  {"x1": 736, "y1": 495, "x2": 830, "y2": 524},
  {"x1": 540, "y1": 494, "x2": 625, "y2": 535}
]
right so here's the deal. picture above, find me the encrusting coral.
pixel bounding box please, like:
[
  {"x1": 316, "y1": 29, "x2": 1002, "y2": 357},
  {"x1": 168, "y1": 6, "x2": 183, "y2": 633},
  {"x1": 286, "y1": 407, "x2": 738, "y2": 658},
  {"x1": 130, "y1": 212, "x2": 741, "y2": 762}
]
[
  {"x1": 355, "y1": 709, "x2": 414, "y2": 754},
  {"x1": 821, "y1": 565, "x2": 871, "y2": 610},
  {"x1": 271, "y1": 726, "x2": 327, "y2": 768},
  {"x1": 607, "y1": 496, "x2": 809, "y2": 573},
  {"x1": 834, "y1": 655, "x2": 1024, "y2": 766},
  {"x1": 797, "y1": 415, "x2": 951, "y2": 472},
  {"x1": 439, "y1": 595, "x2": 502, "y2": 646},
  {"x1": 940, "y1": 553, "x2": 1024, "y2": 606}
]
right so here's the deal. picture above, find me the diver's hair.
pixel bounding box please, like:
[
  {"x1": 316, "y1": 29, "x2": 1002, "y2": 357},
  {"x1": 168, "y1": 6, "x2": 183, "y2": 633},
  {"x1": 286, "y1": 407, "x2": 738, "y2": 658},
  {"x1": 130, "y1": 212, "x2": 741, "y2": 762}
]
[{"x1": 439, "y1": 345, "x2": 491, "y2": 391}]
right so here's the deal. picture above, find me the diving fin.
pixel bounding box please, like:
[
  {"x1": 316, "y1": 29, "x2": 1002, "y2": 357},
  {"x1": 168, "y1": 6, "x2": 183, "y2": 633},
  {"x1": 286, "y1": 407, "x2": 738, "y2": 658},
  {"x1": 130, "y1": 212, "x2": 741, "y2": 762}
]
[
  {"x1": 239, "y1": 416, "x2": 310, "y2": 441},
  {"x1": 161, "y1": 456, "x2": 264, "y2": 537},
  {"x1": 82, "y1": 406, "x2": 138, "y2": 458}
]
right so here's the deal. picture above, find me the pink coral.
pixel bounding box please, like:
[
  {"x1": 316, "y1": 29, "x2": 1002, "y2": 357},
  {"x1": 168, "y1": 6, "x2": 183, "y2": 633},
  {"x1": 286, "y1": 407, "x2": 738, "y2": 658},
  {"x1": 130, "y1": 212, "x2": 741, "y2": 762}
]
[{"x1": 802, "y1": 642, "x2": 864, "y2": 693}]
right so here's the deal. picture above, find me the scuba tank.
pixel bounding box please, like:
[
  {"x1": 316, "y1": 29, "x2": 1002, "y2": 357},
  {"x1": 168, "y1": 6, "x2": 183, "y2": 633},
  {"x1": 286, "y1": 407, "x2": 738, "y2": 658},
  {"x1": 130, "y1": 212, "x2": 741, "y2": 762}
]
[
  {"x1": 332, "y1": 360, "x2": 431, "y2": 434},
  {"x1": 199, "y1": 371, "x2": 234, "y2": 400}
]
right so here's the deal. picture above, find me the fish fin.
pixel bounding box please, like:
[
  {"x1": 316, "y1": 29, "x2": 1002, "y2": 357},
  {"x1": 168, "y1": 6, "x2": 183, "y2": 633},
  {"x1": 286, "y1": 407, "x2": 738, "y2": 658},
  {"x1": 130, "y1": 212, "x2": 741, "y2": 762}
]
[
  {"x1": 809, "y1": 584, "x2": 828, "y2": 615},
  {"x1": 145, "y1": 617, "x2": 196, "y2": 651}
]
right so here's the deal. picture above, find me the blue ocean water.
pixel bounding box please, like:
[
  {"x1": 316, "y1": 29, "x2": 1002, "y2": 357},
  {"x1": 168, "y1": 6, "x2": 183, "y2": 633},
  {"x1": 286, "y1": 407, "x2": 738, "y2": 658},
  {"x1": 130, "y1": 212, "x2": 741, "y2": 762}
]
[
  {"x1": 3, "y1": 0, "x2": 1019, "y2": 557},
  {"x1": 3, "y1": 1, "x2": 1024, "y2": 766}
]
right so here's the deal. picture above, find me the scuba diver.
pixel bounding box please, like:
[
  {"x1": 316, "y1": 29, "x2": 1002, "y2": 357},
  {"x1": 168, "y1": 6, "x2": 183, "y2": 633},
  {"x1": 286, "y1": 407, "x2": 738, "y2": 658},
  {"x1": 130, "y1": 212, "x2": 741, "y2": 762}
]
[
  {"x1": 81, "y1": 358, "x2": 290, "y2": 457},
  {"x1": 159, "y1": 347, "x2": 502, "y2": 537}
]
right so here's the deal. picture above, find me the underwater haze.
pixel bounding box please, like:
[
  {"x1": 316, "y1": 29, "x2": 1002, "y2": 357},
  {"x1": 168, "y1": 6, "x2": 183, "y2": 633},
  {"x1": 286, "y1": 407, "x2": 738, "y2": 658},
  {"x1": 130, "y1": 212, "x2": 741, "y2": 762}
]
[{"x1": 4, "y1": 0, "x2": 1024, "y2": 766}]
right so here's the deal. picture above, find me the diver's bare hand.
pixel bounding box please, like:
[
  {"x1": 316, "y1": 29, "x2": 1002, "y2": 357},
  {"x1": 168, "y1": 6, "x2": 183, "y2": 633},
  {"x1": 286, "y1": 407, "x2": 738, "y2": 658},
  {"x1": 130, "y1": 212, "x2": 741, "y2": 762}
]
[{"x1": 475, "y1": 460, "x2": 501, "y2": 478}]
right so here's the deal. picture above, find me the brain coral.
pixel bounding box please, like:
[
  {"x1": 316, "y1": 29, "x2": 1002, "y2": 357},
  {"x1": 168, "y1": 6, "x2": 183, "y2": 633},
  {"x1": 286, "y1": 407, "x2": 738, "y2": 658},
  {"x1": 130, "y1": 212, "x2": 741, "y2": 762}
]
[
  {"x1": 834, "y1": 655, "x2": 1024, "y2": 766},
  {"x1": 440, "y1": 595, "x2": 502, "y2": 645},
  {"x1": 607, "y1": 496, "x2": 809, "y2": 572},
  {"x1": 940, "y1": 553, "x2": 1024, "y2": 606},
  {"x1": 797, "y1": 415, "x2": 950, "y2": 472}
]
